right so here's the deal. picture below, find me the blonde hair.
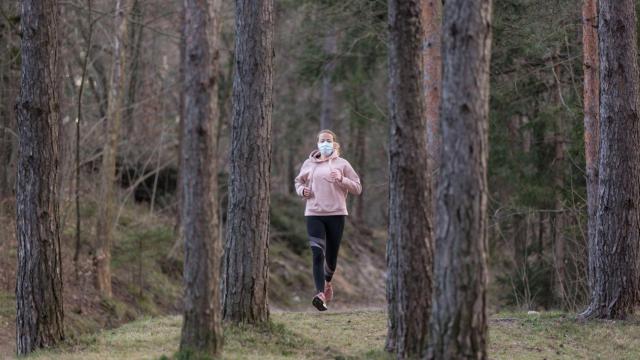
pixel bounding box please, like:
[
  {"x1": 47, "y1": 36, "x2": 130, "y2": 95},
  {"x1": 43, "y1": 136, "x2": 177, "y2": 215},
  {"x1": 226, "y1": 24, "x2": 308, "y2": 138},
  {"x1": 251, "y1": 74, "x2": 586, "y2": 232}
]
[{"x1": 318, "y1": 129, "x2": 341, "y2": 156}]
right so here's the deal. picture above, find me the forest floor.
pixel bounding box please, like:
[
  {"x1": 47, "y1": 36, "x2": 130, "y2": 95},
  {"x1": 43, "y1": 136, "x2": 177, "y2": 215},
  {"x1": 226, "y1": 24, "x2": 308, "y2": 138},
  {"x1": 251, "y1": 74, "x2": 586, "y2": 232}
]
[
  {"x1": 4, "y1": 193, "x2": 640, "y2": 359},
  {"x1": 7, "y1": 308, "x2": 640, "y2": 360},
  {"x1": 0, "y1": 193, "x2": 387, "y2": 357}
]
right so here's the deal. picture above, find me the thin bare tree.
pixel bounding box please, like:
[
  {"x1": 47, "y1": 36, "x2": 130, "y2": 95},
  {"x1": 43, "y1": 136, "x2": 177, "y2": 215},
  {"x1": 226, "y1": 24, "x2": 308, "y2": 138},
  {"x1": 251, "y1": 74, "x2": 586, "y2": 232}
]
[{"x1": 94, "y1": 0, "x2": 133, "y2": 298}]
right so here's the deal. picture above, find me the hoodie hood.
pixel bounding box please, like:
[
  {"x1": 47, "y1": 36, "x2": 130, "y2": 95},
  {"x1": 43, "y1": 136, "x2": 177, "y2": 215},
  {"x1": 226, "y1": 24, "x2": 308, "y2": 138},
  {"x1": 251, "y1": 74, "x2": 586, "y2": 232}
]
[{"x1": 309, "y1": 149, "x2": 339, "y2": 162}]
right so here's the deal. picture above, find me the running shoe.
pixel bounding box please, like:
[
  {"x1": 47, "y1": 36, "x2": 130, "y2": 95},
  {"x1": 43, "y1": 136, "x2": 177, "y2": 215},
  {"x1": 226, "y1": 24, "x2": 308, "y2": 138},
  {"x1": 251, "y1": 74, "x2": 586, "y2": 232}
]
[{"x1": 312, "y1": 292, "x2": 328, "y2": 311}]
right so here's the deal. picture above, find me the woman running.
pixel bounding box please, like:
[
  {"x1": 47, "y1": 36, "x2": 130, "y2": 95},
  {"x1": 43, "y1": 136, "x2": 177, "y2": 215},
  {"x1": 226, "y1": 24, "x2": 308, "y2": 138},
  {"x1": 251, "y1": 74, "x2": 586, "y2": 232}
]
[{"x1": 294, "y1": 129, "x2": 362, "y2": 311}]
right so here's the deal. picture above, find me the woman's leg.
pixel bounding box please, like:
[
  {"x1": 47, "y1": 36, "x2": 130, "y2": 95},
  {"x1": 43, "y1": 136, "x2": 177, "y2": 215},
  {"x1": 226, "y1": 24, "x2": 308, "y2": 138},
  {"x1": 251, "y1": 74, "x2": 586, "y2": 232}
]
[
  {"x1": 323, "y1": 215, "x2": 346, "y2": 282},
  {"x1": 306, "y1": 216, "x2": 327, "y2": 294}
]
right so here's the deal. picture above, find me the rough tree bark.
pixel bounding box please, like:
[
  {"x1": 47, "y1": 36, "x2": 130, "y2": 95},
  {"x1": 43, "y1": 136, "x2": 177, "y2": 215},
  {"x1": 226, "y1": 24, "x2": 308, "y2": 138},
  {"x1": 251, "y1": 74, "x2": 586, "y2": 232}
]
[
  {"x1": 422, "y1": 0, "x2": 442, "y2": 214},
  {"x1": 178, "y1": 0, "x2": 223, "y2": 355},
  {"x1": 580, "y1": 0, "x2": 600, "y2": 305},
  {"x1": 222, "y1": 0, "x2": 274, "y2": 324},
  {"x1": 385, "y1": 0, "x2": 433, "y2": 357},
  {"x1": 15, "y1": 0, "x2": 65, "y2": 354},
  {"x1": 580, "y1": 0, "x2": 640, "y2": 320},
  {"x1": 94, "y1": 0, "x2": 133, "y2": 298},
  {"x1": 426, "y1": 0, "x2": 493, "y2": 358}
]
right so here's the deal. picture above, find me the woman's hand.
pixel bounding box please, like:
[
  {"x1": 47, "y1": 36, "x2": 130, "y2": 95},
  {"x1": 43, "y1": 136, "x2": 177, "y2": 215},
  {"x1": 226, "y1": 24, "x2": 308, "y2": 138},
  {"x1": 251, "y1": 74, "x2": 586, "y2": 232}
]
[
  {"x1": 330, "y1": 169, "x2": 343, "y2": 182},
  {"x1": 303, "y1": 187, "x2": 313, "y2": 198}
]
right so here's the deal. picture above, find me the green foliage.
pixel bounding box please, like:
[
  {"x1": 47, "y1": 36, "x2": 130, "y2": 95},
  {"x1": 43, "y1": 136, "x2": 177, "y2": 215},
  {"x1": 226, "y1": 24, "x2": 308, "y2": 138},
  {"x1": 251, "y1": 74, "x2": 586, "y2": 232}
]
[
  {"x1": 113, "y1": 224, "x2": 175, "y2": 268},
  {"x1": 292, "y1": 0, "x2": 386, "y2": 85},
  {"x1": 495, "y1": 255, "x2": 555, "y2": 310},
  {"x1": 0, "y1": 290, "x2": 14, "y2": 321},
  {"x1": 489, "y1": 0, "x2": 587, "y2": 310}
]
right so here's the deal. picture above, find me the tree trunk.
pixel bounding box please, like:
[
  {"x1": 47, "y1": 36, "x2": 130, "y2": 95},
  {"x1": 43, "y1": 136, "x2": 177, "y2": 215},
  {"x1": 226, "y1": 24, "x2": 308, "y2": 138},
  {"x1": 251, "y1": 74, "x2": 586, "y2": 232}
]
[
  {"x1": 515, "y1": 115, "x2": 536, "y2": 277},
  {"x1": 552, "y1": 61, "x2": 567, "y2": 306},
  {"x1": 580, "y1": 0, "x2": 600, "y2": 305},
  {"x1": 94, "y1": 0, "x2": 132, "y2": 298},
  {"x1": 552, "y1": 139, "x2": 566, "y2": 306},
  {"x1": 15, "y1": 0, "x2": 65, "y2": 354},
  {"x1": 426, "y1": 0, "x2": 492, "y2": 358},
  {"x1": 320, "y1": 26, "x2": 337, "y2": 131},
  {"x1": 385, "y1": 0, "x2": 434, "y2": 357},
  {"x1": 513, "y1": 212, "x2": 527, "y2": 271},
  {"x1": 74, "y1": 0, "x2": 94, "y2": 279},
  {"x1": 178, "y1": 0, "x2": 223, "y2": 355},
  {"x1": 422, "y1": 0, "x2": 442, "y2": 216},
  {"x1": 168, "y1": 6, "x2": 187, "y2": 264},
  {"x1": 354, "y1": 118, "x2": 366, "y2": 226},
  {"x1": 222, "y1": 0, "x2": 274, "y2": 324},
  {"x1": 123, "y1": 0, "x2": 143, "y2": 136},
  {"x1": 0, "y1": 5, "x2": 19, "y2": 202},
  {"x1": 509, "y1": 114, "x2": 531, "y2": 271},
  {"x1": 580, "y1": 0, "x2": 640, "y2": 320}
]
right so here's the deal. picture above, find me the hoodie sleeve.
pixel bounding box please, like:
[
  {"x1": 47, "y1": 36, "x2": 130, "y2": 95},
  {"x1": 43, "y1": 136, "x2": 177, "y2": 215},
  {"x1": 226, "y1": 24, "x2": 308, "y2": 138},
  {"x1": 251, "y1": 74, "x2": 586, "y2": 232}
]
[
  {"x1": 294, "y1": 160, "x2": 311, "y2": 197},
  {"x1": 337, "y1": 160, "x2": 362, "y2": 195}
]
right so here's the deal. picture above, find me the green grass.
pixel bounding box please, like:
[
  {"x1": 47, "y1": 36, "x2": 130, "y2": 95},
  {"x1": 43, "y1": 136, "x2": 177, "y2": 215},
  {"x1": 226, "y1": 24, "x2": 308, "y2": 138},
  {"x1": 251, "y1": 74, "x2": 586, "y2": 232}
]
[
  {"x1": 15, "y1": 308, "x2": 640, "y2": 359},
  {"x1": 0, "y1": 290, "x2": 14, "y2": 320},
  {"x1": 490, "y1": 311, "x2": 640, "y2": 359}
]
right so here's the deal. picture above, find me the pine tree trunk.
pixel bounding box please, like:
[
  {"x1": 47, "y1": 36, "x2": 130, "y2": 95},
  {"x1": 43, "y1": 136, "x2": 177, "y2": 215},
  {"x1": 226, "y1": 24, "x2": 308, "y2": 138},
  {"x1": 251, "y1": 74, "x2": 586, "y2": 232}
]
[
  {"x1": 222, "y1": 0, "x2": 274, "y2": 324},
  {"x1": 422, "y1": 0, "x2": 442, "y2": 214},
  {"x1": 15, "y1": 0, "x2": 65, "y2": 354},
  {"x1": 94, "y1": 0, "x2": 132, "y2": 298},
  {"x1": 385, "y1": 0, "x2": 434, "y2": 357},
  {"x1": 178, "y1": 0, "x2": 223, "y2": 355},
  {"x1": 580, "y1": 0, "x2": 600, "y2": 304},
  {"x1": 513, "y1": 212, "x2": 527, "y2": 271},
  {"x1": 426, "y1": 0, "x2": 492, "y2": 357},
  {"x1": 580, "y1": 0, "x2": 640, "y2": 320},
  {"x1": 168, "y1": 6, "x2": 186, "y2": 264},
  {"x1": 320, "y1": 27, "x2": 337, "y2": 131},
  {"x1": 552, "y1": 62, "x2": 567, "y2": 306},
  {"x1": 123, "y1": 0, "x2": 143, "y2": 136}
]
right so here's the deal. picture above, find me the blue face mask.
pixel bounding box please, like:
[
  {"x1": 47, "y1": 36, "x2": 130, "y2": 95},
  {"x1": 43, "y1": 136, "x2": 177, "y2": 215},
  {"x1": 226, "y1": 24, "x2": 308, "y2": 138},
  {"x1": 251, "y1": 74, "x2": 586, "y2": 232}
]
[{"x1": 318, "y1": 142, "x2": 334, "y2": 156}]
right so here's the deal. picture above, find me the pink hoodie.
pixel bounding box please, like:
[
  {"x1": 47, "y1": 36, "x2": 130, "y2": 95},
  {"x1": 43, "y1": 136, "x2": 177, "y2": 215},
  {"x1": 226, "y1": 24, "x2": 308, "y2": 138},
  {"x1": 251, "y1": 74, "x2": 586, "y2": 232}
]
[{"x1": 294, "y1": 150, "x2": 362, "y2": 216}]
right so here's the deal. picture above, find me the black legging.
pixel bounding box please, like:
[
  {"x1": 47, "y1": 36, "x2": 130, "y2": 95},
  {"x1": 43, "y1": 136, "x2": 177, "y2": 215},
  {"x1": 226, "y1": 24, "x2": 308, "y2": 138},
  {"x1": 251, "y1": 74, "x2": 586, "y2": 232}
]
[{"x1": 306, "y1": 215, "x2": 346, "y2": 294}]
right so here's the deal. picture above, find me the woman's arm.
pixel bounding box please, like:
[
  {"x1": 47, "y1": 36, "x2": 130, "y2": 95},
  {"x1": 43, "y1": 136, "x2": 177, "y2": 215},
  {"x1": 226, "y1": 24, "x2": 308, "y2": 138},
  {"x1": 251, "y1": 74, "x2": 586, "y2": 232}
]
[
  {"x1": 337, "y1": 161, "x2": 362, "y2": 195},
  {"x1": 294, "y1": 160, "x2": 311, "y2": 197}
]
